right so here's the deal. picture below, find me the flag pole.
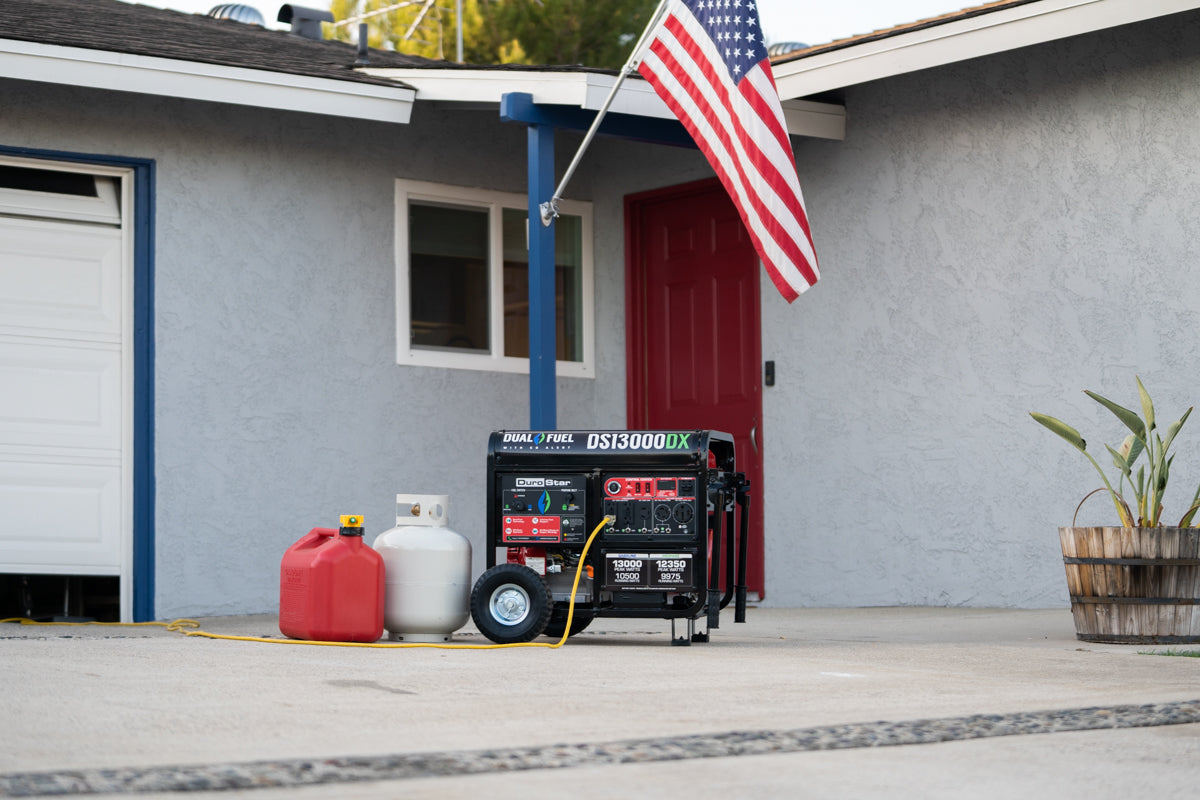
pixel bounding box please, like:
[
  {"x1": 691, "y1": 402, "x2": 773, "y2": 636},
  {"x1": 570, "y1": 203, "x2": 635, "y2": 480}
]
[{"x1": 539, "y1": 0, "x2": 672, "y2": 226}]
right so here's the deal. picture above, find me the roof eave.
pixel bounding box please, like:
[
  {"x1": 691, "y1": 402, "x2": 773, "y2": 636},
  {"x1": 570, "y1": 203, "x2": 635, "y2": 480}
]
[
  {"x1": 0, "y1": 38, "x2": 417, "y2": 124},
  {"x1": 772, "y1": 0, "x2": 1200, "y2": 100},
  {"x1": 364, "y1": 67, "x2": 846, "y2": 140}
]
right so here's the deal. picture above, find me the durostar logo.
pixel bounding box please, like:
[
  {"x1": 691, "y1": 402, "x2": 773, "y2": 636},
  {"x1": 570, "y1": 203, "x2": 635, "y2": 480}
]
[
  {"x1": 516, "y1": 478, "x2": 545, "y2": 488},
  {"x1": 538, "y1": 491, "x2": 551, "y2": 513}
]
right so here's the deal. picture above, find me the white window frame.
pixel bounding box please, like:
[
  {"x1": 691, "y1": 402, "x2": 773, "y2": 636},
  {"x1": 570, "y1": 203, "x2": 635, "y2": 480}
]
[{"x1": 395, "y1": 179, "x2": 594, "y2": 378}]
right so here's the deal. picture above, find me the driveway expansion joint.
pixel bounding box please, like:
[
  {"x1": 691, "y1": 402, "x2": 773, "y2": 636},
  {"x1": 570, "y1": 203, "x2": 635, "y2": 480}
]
[{"x1": 2, "y1": 699, "x2": 1197, "y2": 796}]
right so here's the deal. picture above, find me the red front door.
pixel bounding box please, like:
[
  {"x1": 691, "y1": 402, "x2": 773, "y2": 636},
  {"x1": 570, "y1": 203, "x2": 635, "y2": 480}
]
[{"x1": 625, "y1": 179, "x2": 765, "y2": 595}]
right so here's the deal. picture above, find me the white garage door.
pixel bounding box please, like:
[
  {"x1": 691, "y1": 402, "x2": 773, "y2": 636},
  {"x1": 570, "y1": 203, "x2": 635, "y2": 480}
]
[{"x1": 0, "y1": 159, "x2": 133, "y2": 611}]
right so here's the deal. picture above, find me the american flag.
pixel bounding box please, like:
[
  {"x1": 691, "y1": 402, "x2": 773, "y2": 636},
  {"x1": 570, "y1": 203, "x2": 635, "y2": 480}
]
[{"x1": 636, "y1": 0, "x2": 819, "y2": 302}]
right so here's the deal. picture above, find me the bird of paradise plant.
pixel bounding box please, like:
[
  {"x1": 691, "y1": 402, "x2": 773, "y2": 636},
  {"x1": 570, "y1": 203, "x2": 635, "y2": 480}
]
[{"x1": 1031, "y1": 377, "x2": 1200, "y2": 527}]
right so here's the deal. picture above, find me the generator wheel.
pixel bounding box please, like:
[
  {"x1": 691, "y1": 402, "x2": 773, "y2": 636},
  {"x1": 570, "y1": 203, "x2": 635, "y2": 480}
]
[
  {"x1": 542, "y1": 602, "x2": 595, "y2": 639},
  {"x1": 471, "y1": 564, "x2": 552, "y2": 644}
]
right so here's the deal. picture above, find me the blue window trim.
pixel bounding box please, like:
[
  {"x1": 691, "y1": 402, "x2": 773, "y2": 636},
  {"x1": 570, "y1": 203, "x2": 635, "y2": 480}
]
[{"x1": 0, "y1": 144, "x2": 156, "y2": 621}]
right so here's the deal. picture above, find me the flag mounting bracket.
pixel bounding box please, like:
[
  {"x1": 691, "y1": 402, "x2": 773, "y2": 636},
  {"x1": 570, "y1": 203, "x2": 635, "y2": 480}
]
[
  {"x1": 518, "y1": 0, "x2": 672, "y2": 227},
  {"x1": 498, "y1": 93, "x2": 694, "y2": 224}
]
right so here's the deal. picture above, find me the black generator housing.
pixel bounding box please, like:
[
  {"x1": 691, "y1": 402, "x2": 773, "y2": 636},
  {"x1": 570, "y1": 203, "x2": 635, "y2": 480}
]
[{"x1": 471, "y1": 430, "x2": 750, "y2": 645}]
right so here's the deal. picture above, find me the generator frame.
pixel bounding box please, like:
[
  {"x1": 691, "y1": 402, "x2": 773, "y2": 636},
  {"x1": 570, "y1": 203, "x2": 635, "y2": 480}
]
[{"x1": 473, "y1": 429, "x2": 750, "y2": 645}]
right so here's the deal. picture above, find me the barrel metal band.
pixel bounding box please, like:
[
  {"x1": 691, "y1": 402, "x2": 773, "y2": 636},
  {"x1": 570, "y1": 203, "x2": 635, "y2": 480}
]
[
  {"x1": 1062, "y1": 557, "x2": 1200, "y2": 566},
  {"x1": 1069, "y1": 596, "x2": 1200, "y2": 605},
  {"x1": 1075, "y1": 633, "x2": 1200, "y2": 644}
]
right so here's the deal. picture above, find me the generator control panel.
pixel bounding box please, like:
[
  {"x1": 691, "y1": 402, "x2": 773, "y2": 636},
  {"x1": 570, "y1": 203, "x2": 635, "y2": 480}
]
[{"x1": 499, "y1": 473, "x2": 588, "y2": 544}]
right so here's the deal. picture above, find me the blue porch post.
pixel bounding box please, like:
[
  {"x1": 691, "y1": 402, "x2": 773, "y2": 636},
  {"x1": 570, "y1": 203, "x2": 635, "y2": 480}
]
[
  {"x1": 527, "y1": 123, "x2": 556, "y2": 430},
  {"x1": 502, "y1": 89, "x2": 692, "y2": 431}
]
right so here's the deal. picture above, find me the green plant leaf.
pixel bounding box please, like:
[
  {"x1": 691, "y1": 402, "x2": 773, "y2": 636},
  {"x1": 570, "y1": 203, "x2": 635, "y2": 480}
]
[
  {"x1": 1033, "y1": 411, "x2": 1135, "y2": 527},
  {"x1": 1030, "y1": 413, "x2": 1086, "y2": 451},
  {"x1": 1136, "y1": 376, "x2": 1156, "y2": 432},
  {"x1": 1111, "y1": 493, "x2": 1135, "y2": 528},
  {"x1": 1084, "y1": 390, "x2": 1146, "y2": 439},
  {"x1": 1107, "y1": 443, "x2": 1132, "y2": 477},
  {"x1": 1182, "y1": 486, "x2": 1200, "y2": 526},
  {"x1": 1126, "y1": 434, "x2": 1145, "y2": 465},
  {"x1": 1160, "y1": 407, "x2": 1192, "y2": 454},
  {"x1": 1137, "y1": 465, "x2": 1146, "y2": 522},
  {"x1": 1186, "y1": 482, "x2": 1200, "y2": 527}
]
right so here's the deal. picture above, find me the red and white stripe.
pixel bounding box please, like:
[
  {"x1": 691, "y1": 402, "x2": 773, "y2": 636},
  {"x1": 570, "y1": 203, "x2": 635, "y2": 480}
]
[{"x1": 637, "y1": 2, "x2": 819, "y2": 302}]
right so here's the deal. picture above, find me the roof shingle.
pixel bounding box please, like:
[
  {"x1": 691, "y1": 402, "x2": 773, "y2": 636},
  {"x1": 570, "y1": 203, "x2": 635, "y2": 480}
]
[
  {"x1": 1, "y1": 0, "x2": 440, "y2": 87},
  {"x1": 770, "y1": 0, "x2": 1040, "y2": 64}
]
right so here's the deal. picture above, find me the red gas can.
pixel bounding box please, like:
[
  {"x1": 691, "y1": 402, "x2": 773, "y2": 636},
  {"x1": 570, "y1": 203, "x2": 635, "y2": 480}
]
[{"x1": 279, "y1": 516, "x2": 385, "y2": 642}]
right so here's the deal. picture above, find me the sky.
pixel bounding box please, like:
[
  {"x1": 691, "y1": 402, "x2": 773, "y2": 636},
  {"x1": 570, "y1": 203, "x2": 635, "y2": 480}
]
[{"x1": 121, "y1": 0, "x2": 974, "y2": 48}]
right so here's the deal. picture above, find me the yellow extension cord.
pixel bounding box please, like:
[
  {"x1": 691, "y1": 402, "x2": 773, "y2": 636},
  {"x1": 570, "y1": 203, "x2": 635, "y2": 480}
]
[{"x1": 1, "y1": 516, "x2": 615, "y2": 651}]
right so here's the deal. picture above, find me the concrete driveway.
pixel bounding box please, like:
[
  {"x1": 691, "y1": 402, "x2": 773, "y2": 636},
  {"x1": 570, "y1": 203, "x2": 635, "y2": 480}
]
[{"x1": 1, "y1": 607, "x2": 1197, "y2": 798}]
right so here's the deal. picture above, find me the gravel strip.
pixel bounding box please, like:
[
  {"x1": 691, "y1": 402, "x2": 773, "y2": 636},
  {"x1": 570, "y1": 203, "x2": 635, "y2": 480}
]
[{"x1": 2, "y1": 700, "x2": 1197, "y2": 796}]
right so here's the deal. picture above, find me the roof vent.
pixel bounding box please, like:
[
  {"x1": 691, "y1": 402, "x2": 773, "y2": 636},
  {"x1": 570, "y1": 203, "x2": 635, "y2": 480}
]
[
  {"x1": 208, "y1": 4, "x2": 266, "y2": 26},
  {"x1": 277, "y1": 4, "x2": 334, "y2": 40},
  {"x1": 355, "y1": 23, "x2": 370, "y2": 66},
  {"x1": 767, "y1": 42, "x2": 810, "y2": 57}
]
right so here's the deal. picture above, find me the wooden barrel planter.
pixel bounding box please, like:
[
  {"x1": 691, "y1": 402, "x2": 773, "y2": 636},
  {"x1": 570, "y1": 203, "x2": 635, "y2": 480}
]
[{"x1": 1059, "y1": 527, "x2": 1200, "y2": 644}]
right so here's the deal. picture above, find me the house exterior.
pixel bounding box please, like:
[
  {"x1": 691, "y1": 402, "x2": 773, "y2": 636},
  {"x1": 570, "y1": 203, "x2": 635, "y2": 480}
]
[{"x1": 2, "y1": 0, "x2": 1198, "y2": 620}]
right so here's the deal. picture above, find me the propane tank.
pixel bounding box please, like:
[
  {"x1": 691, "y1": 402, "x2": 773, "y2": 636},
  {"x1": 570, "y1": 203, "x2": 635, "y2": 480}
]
[
  {"x1": 372, "y1": 494, "x2": 472, "y2": 642},
  {"x1": 279, "y1": 515, "x2": 385, "y2": 642}
]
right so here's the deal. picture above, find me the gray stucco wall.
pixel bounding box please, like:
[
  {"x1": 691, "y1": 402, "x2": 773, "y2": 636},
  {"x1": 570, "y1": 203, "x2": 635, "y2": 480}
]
[
  {"x1": 5, "y1": 9, "x2": 1198, "y2": 617},
  {"x1": 0, "y1": 83, "x2": 659, "y2": 618},
  {"x1": 764, "y1": 11, "x2": 1200, "y2": 607}
]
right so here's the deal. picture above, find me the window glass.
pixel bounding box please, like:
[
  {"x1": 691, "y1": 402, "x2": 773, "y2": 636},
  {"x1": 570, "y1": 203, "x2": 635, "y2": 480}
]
[
  {"x1": 409, "y1": 202, "x2": 490, "y2": 352},
  {"x1": 395, "y1": 180, "x2": 593, "y2": 377},
  {"x1": 502, "y1": 209, "x2": 584, "y2": 362},
  {"x1": 0, "y1": 165, "x2": 98, "y2": 196}
]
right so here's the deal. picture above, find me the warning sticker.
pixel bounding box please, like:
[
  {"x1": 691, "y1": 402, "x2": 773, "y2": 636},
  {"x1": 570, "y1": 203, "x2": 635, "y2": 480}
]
[{"x1": 502, "y1": 516, "x2": 562, "y2": 543}]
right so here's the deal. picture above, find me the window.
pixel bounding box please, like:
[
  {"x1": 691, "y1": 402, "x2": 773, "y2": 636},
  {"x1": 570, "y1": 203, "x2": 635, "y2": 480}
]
[
  {"x1": 396, "y1": 180, "x2": 593, "y2": 376},
  {"x1": 0, "y1": 161, "x2": 121, "y2": 225}
]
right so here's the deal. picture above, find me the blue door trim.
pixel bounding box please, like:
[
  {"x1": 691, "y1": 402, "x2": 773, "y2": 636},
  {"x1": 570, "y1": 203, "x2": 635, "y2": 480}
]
[{"x1": 0, "y1": 145, "x2": 156, "y2": 621}]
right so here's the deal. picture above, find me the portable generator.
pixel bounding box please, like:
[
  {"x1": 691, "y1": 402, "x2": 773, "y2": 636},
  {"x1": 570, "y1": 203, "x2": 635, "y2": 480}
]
[{"x1": 471, "y1": 430, "x2": 750, "y2": 645}]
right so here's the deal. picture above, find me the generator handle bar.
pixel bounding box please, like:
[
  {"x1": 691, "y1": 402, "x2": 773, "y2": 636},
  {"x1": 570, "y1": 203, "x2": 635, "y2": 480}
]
[
  {"x1": 718, "y1": 474, "x2": 750, "y2": 614},
  {"x1": 720, "y1": 491, "x2": 736, "y2": 610},
  {"x1": 734, "y1": 482, "x2": 750, "y2": 623},
  {"x1": 707, "y1": 488, "x2": 724, "y2": 632}
]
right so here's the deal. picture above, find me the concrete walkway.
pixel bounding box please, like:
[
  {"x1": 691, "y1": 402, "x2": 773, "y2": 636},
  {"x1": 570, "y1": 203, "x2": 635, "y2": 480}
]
[{"x1": 1, "y1": 608, "x2": 1197, "y2": 798}]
